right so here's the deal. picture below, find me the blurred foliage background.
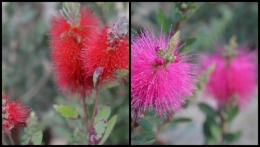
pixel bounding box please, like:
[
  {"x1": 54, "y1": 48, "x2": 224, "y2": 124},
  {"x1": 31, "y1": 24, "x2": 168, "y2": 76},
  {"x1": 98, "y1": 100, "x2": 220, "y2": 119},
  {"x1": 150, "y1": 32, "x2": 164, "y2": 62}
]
[
  {"x1": 131, "y1": 2, "x2": 258, "y2": 145},
  {"x1": 2, "y1": 2, "x2": 129, "y2": 145}
]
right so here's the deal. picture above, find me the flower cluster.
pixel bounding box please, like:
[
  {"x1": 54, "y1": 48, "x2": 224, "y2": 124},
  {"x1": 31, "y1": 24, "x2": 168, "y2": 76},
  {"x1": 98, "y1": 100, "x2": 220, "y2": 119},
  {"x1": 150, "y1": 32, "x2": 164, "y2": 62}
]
[
  {"x1": 2, "y1": 92, "x2": 30, "y2": 134},
  {"x1": 202, "y1": 45, "x2": 258, "y2": 107},
  {"x1": 131, "y1": 29, "x2": 198, "y2": 118},
  {"x1": 49, "y1": 3, "x2": 129, "y2": 97}
]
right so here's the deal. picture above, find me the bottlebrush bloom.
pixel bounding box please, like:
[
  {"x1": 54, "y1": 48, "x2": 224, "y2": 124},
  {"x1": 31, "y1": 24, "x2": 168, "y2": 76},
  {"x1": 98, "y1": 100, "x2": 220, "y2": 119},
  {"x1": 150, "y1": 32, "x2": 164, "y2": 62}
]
[
  {"x1": 82, "y1": 17, "x2": 129, "y2": 86},
  {"x1": 202, "y1": 45, "x2": 258, "y2": 107},
  {"x1": 2, "y1": 92, "x2": 30, "y2": 134},
  {"x1": 49, "y1": 3, "x2": 99, "y2": 97},
  {"x1": 131, "y1": 29, "x2": 198, "y2": 118}
]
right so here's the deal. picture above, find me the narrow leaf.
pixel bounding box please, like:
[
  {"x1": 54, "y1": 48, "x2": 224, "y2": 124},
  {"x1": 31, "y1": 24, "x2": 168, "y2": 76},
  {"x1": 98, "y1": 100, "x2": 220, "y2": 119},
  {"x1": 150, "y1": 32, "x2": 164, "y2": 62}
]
[
  {"x1": 94, "y1": 105, "x2": 111, "y2": 124},
  {"x1": 143, "y1": 139, "x2": 155, "y2": 145},
  {"x1": 98, "y1": 115, "x2": 118, "y2": 145},
  {"x1": 167, "y1": 30, "x2": 180, "y2": 52},
  {"x1": 172, "y1": 117, "x2": 192, "y2": 123},
  {"x1": 180, "y1": 37, "x2": 197, "y2": 47},
  {"x1": 156, "y1": 8, "x2": 169, "y2": 33},
  {"x1": 210, "y1": 122, "x2": 221, "y2": 137},
  {"x1": 53, "y1": 104, "x2": 79, "y2": 119},
  {"x1": 224, "y1": 130, "x2": 242, "y2": 144},
  {"x1": 131, "y1": 132, "x2": 155, "y2": 142},
  {"x1": 93, "y1": 67, "x2": 103, "y2": 87},
  {"x1": 137, "y1": 118, "x2": 153, "y2": 131},
  {"x1": 88, "y1": 119, "x2": 107, "y2": 145},
  {"x1": 198, "y1": 103, "x2": 217, "y2": 118}
]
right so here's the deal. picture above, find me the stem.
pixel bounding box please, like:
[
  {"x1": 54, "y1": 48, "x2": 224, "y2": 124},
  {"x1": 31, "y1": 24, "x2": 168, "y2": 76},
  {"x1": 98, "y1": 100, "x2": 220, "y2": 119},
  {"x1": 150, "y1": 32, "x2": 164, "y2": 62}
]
[
  {"x1": 82, "y1": 96, "x2": 88, "y2": 134},
  {"x1": 7, "y1": 134, "x2": 15, "y2": 145},
  {"x1": 219, "y1": 106, "x2": 225, "y2": 145},
  {"x1": 131, "y1": 111, "x2": 137, "y2": 133},
  {"x1": 169, "y1": 2, "x2": 190, "y2": 39},
  {"x1": 89, "y1": 87, "x2": 100, "y2": 132}
]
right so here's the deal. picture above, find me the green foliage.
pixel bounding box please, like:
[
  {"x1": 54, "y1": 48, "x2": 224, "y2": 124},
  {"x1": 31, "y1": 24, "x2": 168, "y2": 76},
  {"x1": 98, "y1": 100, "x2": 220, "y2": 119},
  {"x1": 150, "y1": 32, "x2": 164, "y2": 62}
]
[
  {"x1": 94, "y1": 105, "x2": 111, "y2": 124},
  {"x1": 198, "y1": 103, "x2": 217, "y2": 118},
  {"x1": 99, "y1": 115, "x2": 118, "y2": 145},
  {"x1": 156, "y1": 8, "x2": 169, "y2": 33},
  {"x1": 53, "y1": 104, "x2": 80, "y2": 119},
  {"x1": 116, "y1": 69, "x2": 129, "y2": 79},
  {"x1": 172, "y1": 117, "x2": 192, "y2": 123},
  {"x1": 137, "y1": 118, "x2": 153, "y2": 131},
  {"x1": 88, "y1": 119, "x2": 107, "y2": 145},
  {"x1": 28, "y1": 131, "x2": 43, "y2": 145},
  {"x1": 224, "y1": 130, "x2": 242, "y2": 144},
  {"x1": 224, "y1": 104, "x2": 239, "y2": 124},
  {"x1": 131, "y1": 132, "x2": 155, "y2": 142}
]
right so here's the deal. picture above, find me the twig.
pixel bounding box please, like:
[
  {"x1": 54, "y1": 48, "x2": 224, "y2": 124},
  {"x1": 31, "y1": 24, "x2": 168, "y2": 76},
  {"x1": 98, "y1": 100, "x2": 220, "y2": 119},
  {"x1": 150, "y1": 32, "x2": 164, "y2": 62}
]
[
  {"x1": 89, "y1": 87, "x2": 100, "y2": 132},
  {"x1": 81, "y1": 96, "x2": 88, "y2": 134},
  {"x1": 219, "y1": 106, "x2": 225, "y2": 145},
  {"x1": 7, "y1": 134, "x2": 15, "y2": 145},
  {"x1": 169, "y1": 2, "x2": 190, "y2": 39}
]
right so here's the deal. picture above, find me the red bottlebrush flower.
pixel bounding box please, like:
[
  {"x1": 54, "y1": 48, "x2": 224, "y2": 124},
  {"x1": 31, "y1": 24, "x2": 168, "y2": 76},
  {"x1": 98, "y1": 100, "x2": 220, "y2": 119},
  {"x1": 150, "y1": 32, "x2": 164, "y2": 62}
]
[
  {"x1": 49, "y1": 4, "x2": 99, "y2": 97},
  {"x1": 2, "y1": 92, "x2": 30, "y2": 134},
  {"x1": 82, "y1": 17, "x2": 129, "y2": 85}
]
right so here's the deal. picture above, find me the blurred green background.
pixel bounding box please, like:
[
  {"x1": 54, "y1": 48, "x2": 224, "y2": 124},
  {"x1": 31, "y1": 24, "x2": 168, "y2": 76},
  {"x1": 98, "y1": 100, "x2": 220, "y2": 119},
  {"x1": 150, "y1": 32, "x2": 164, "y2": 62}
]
[
  {"x1": 2, "y1": 2, "x2": 129, "y2": 145},
  {"x1": 131, "y1": 2, "x2": 258, "y2": 145}
]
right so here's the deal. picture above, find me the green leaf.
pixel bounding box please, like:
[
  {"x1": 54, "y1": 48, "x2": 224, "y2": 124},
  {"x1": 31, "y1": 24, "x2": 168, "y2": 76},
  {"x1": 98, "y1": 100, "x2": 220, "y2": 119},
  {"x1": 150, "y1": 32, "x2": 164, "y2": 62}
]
[
  {"x1": 198, "y1": 103, "x2": 217, "y2": 118},
  {"x1": 224, "y1": 130, "x2": 242, "y2": 144},
  {"x1": 28, "y1": 131, "x2": 43, "y2": 145},
  {"x1": 100, "y1": 81, "x2": 120, "y2": 90},
  {"x1": 224, "y1": 104, "x2": 239, "y2": 123},
  {"x1": 143, "y1": 139, "x2": 155, "y2": 145},
  {"x1": 131, "y1": 132, "x2": 155, "y2": 142},
  {"x1": 98, "y1": 115, "x2": 118, "y2": 145},
  {"x1": 210, "y1": 122, "x2": 221, "y2": 138},
  {"x1": 203, "y1": 119, "x2": 211, "y2": 137},
  {"x1": 167, "y1": 30, "x2": 180, "y2": 53},
  {"x1": 189, "y1": 3, "x2": 197, "y2": 9},
  {"x1": 180, "y1": 37, "x2": 197, "y2": 47},
  {"x1": 93, "y1": 67, "x2": 103, "y2": 87},
  {"x1": 203, "y1": 116, "x2": 216, "y2": 137},
  {"x1": 53, "y1": 104, "x2": 79, "y2": 119},
  {"x1": 132, "y1": 139, "x2": 155, "y2": 145},
  {"x1": 172, "y1": 117, "x2": 192, "y2": 123},
  {"x1": 205, "y1": 136, "x2": 218, "y2": 145},
  {"x1": 156, "y1": 8, "x2": 169, "y2": 33},
  {"x1": 181, "y1": 3, "x2": 188, "y2": 9},
  {"x1": 116, "y1": 69, "x2": 129, "y2": 79},
  {"x1": 137, "y1": 118, "x2": 153, "y2": 131},
  {"x1": 94, "y1": 105, "x2": 111, "y2": 124},
  {"x1": 88, "y1": 119, "x2": 107, "y2": 145}
]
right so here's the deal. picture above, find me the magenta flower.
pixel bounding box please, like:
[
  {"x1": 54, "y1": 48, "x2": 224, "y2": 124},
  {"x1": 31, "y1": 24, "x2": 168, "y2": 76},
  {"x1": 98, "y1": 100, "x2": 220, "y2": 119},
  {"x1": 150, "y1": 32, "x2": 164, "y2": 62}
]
[
  {"x1": 131, "y1": 29, "x2": 198, "y2": 118},
  {"x1": 202, "y1": 45, "x2": 258, "y2": 107}
]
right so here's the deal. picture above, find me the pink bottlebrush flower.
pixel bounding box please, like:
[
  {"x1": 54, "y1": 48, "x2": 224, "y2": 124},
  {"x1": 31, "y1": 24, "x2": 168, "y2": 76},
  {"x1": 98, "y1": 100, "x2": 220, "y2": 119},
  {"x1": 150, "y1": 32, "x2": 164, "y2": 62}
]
[
  {"x1": 82, "y1": 17, "x2": 129, "y2": 85},
  {"x1": 2, "y1": 92, "x2": 30, "y2": 134},
  {"x1": 202, "y1": 45, "x2": 258, "y2": 107},
  {"x1": 48, "y1": 4, "x2": 99, "y2": 97},
  {"x1": 131, "y1": 29, "x2": 198, "y2": 118}
]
